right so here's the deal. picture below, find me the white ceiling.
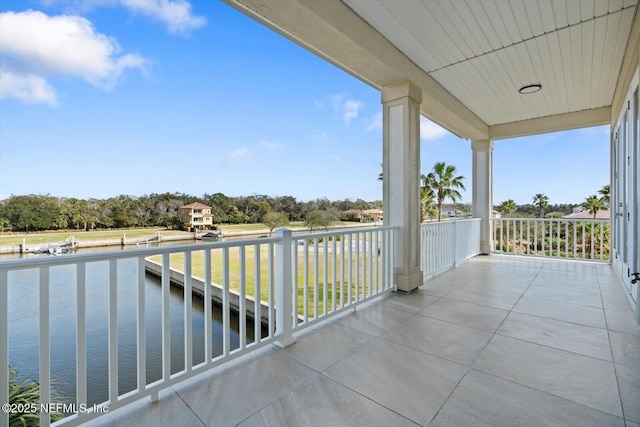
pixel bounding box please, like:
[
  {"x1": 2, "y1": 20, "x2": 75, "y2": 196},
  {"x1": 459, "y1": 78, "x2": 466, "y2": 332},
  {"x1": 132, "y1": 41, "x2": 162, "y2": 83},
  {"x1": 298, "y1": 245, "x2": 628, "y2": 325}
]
[{"x1": 342, "y1": 0, "x2": 638, "y2": 126}]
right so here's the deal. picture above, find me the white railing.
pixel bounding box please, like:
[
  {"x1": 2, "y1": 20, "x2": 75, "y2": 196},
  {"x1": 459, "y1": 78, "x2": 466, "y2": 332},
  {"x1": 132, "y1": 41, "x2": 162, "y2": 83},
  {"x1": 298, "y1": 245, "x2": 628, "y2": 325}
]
[
  {"x1": 491, "y1": 218, "x2": 610, "y2": 262},
  {"x1": 0, "y1": 226, "x2": 395, "y2": 427},
  {"x1": 420, "y1": 218, "x2": 482, "y2": 278}
]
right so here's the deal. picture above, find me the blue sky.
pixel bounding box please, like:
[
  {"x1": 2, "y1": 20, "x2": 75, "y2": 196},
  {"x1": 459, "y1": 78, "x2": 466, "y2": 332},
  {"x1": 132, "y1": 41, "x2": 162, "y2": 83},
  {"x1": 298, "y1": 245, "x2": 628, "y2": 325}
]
[{"x1": 0, "y1": 0, "x2": 610, "y2": 206}]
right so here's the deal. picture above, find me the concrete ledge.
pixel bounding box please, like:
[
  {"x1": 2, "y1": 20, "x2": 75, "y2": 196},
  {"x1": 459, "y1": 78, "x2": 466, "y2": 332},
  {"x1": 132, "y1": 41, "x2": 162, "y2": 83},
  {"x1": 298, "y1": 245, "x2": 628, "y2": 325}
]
[{"x1": 144, "y1": 259, "x2": 271, "y2": 325}]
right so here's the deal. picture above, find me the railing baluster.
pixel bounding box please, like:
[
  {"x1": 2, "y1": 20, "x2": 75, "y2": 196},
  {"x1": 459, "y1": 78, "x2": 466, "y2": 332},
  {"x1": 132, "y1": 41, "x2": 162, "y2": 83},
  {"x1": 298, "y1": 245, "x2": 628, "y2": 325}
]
[
  {"x1": 340, "y1": 236, "x2": 345, "y2": 308},
  {"x1": 591, "y1": 221, "x2": 595, "y2": 260},
  {"x1": 367, "y1": 231, "x2": 373, "y2": 297},
  {"x1": 323, "y1": 237, "x2": 328, "y2": 317},
  {"x1": 222, "y1": 247, "x2": 230, "y2": 356},
  {"x1": 239, "y1": 246, "x2": 246, "y2": 351},
  {"x1": 108, "y1": 259, "x2": 118, "y2": 403},
  {"x1": 332, "y1": 236, "x2": 337, "y2": 312},
  {"x1": 204, "y1": 249, "x2": 212, "y2": 361},
  {"x1": 184, "y1": 251, "x2": 193, "y2": 371},
  {"x1": 254, "y1": 244, "x2": 261, "y2": 342},
  {"x1": 268, "y1": 243, "x2": 275, "y2": 337},
  {"x1": 292, "y1": 240, "x2": 299, "y2": 330},
  {"x1": 373, "y1": 230, "x2": 379, "y2": 293},
  {"x1": 355, "y1": 233, "x2": 360, "y2": 302},
  {"x1": 77, "y1": 262, "x2": 88, "y2": 406},
  {"x1": 314, "y1": 237, "x2": 319, "y2": 319},
  {"x1": 39, "y1": 267, "x2": 51, "y2": 427},
  {"x1": 135, "y1": 258, "x2": 148, "y2": 397},
  {"x1": 161, "y1": 253, "x2": 171, "y2": 381},
  {"x1": 0, "y1": 270, "x2": 7, "y2": 427},
  {"x1": 348, "y1": 233, "x2": 352, "y2": 305},
  {"x1": 303, "y1": 239, "x2": 309, "y2": 323}
]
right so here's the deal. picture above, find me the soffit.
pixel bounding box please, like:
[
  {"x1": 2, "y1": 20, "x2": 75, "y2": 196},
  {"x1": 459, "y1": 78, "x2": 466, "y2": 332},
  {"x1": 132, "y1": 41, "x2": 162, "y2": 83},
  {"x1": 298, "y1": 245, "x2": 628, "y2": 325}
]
[{"x1": 342, "y1": 0, "x2": 638, "y2": 127}]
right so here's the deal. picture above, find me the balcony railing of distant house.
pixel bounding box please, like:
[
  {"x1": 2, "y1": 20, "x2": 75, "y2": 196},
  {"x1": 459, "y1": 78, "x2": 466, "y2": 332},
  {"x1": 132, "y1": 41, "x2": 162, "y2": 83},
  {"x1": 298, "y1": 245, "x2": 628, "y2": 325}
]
[
  {"x1": 420, "y1": 218, "x2": 482, "y2": 278},
  {"x1": 491, "y1": 218, "x2": 610, "y2": 262},
  {"x1": 0, "y1": 226, "x2": 395, "y2": 427}
]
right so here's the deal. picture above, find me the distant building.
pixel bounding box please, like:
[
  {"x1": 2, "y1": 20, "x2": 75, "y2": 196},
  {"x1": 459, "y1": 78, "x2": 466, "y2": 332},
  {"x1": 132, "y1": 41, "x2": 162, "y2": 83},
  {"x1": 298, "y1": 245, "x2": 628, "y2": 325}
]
[
  {"x1": 563, "y1": 209, "x2": 610, "y2": 220},
  {"x1": 179, "y1": 202, "x2": 213, "y2": 230},
  {"x1": 342, "y1": 209, "x2": 383, "y2": 222},
  {"x1": 441, "y1": 205, "x2": 461, "y2": 217}
]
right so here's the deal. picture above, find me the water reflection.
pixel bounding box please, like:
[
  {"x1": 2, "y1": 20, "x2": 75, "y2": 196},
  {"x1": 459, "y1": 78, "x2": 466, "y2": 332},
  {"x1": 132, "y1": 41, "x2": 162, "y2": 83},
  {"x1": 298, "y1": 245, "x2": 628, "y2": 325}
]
[{"x1": 7, "y1": 254, "x2": 264, "y2": 407}]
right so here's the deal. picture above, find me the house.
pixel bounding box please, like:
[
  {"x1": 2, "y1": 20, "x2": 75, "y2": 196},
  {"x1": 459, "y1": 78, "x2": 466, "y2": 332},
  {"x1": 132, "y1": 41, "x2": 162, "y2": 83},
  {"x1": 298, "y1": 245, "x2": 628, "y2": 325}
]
[
  {"x1": 178, "y1": 202, "x2": 213, "y2": 231},
  {"x1": 342, "y1": 208, "x2": 383, "y2": 222},
  {"x1": 563, "y1": 209, "x2": 611, "y2": 220},
  {"x1": 441, "y1": 205, "x2": 461, "y2": 218}
]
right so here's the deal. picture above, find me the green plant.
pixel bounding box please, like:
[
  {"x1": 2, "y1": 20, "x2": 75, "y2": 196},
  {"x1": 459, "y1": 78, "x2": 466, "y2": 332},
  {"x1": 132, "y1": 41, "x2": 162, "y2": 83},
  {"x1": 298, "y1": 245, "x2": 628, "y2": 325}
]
[{"x1": 8, "y1": 365, "x2": 64, "y2": 426}]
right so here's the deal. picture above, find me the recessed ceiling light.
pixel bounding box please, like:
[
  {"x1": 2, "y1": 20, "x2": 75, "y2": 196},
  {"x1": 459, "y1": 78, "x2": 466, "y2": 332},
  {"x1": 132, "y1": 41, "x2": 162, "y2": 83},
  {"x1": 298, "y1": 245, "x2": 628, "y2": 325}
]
[{"x1": 519, "y1": 84, "x2": 542, "y2": 94}]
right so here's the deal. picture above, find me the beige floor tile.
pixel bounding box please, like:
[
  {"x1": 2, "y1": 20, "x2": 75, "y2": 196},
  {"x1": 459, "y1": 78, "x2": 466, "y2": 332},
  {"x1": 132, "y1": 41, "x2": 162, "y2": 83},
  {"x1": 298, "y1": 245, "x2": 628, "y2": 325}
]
[{"x1": 473, "y1": 335, "x2": 622, "y2": 417}]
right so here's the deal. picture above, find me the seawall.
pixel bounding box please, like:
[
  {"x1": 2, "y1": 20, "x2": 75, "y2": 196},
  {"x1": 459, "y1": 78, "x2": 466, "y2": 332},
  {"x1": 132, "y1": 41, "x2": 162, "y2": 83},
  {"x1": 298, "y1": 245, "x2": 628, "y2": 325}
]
[{"x1": 144, "y1": 259, "x2": 271, "y2": 325}]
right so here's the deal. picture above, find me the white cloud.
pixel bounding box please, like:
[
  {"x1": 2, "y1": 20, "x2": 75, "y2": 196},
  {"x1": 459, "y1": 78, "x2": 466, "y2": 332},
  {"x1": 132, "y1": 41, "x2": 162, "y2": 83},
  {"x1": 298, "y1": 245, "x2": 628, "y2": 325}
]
[
  {"x1": 0, "y1": 71, "x2": 57, "y2": 105},
  {"x1": 0, "y1": 10, "x2": 150, "y2": 104},
  {"x1": 330, "y1": 93, "x2": 364, "y2": 124},
  {"x1": 365, "y1": 113, "x2": 448, "y2": 140},
  {"x1": 343, "y1": 99, "x2": 364, "y2": 124},
  {"x1": 227, "y1": 147, "x2": 251, "y2": 164},
  {"x1": 420, "y1": 117, "x2": 449, "y2": 140},
  {"x1": 119, "y1": 0, "x2": 206, "y2": 34},
  {"x1": 367, "y1": 111, "x2": 382, "y2": 132}
]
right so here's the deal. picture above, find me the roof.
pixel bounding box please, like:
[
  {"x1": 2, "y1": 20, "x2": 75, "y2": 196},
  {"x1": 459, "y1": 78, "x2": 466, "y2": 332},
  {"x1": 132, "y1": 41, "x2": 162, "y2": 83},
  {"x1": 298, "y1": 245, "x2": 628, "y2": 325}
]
[
  {"x1": 227, "y1": 0, "x2": 639, "y2": 140},
  {"x1": 563, "y1": 210, "x2": 610, "y2": 220},
  {"x1": 180, "y1": 202, "x2": 212, "y2": 209}
]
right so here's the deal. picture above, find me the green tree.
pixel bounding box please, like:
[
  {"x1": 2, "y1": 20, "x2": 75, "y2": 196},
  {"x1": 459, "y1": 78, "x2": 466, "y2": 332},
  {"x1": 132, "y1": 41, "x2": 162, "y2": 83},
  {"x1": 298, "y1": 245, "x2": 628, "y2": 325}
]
[
  {"x1": 498, "y1": 199, "x2": 516, "y2": 216},
  {"x1": 1, "y1": 195, "x2": 61, "y2": 231},
  {"x1": 419, "y1": 178, "x2": 437, "y2": 222},
  {"x1": 582, "y1": 195, "x2": 605, "y2": 219},
  {"x1": 304, "y1": 210, "x2": 337, "y2": 231},
  {"x1": 598, "y1": 185, "x2": 610, "y2": 206},
  {"x1": 532, "y1": 193, "x2": 549, "y2": 218},
  {"x1": 263, "y1": 212, "x2": 290, "y2": 236},
  {"x1": 423, "y1": 162, "x2": 466, "y2": 221}
]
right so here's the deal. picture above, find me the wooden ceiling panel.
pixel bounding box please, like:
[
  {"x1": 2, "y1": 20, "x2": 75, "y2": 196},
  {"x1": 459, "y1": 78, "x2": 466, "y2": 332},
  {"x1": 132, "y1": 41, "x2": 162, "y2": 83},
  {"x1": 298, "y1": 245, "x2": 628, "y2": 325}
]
[{"x1": 341, "y1": 0, "x2": 639, "y2": 126}]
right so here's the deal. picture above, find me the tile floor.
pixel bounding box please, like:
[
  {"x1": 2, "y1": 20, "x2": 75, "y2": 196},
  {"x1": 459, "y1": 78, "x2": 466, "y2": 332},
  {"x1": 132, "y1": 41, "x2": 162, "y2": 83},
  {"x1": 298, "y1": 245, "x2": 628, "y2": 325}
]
[{"x1": 86, "y1": 256, "x2": 640, "y2": 427}]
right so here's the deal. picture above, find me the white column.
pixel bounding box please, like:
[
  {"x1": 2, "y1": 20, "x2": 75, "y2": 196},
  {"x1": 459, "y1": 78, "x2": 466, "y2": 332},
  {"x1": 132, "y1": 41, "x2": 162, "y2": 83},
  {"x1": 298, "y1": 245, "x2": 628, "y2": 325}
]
[
  {"x1": 472, "y1": 139, "x2": 493, "y2": 254},
  {"x1": 382, "y1": 80, "x2": 423, "y2": 292}
]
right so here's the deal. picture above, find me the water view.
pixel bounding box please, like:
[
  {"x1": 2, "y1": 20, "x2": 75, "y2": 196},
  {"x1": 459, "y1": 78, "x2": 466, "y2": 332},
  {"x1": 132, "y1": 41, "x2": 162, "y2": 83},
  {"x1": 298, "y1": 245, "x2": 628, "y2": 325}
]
[{"x1": 6, "y1": 245, "x2": 262, "y2": 407}]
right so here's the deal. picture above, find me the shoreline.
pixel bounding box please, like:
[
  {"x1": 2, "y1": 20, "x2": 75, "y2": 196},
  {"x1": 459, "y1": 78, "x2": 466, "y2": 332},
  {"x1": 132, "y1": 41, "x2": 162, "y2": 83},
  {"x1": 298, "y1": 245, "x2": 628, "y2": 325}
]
[{"x1": 0, "y1": 222, "x2": 377, "y2": 254}]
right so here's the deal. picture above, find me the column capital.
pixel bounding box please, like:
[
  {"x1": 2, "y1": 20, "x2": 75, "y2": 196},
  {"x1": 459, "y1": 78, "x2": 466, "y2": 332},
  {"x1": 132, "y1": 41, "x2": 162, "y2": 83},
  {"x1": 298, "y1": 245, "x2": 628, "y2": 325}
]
[
  {"x1": 382, "y1": 80, "x2": 422, "y2": 104},
  {"x1": 471, "y1": 139, "x2": 493, "y2": 151}
]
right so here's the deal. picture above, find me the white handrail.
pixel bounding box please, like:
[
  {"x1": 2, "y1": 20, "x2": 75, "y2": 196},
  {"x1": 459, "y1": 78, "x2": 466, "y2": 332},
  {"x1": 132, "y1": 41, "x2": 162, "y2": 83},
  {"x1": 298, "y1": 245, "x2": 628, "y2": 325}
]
[
  {"x1": 491, "y1": 218, "x2": 609, "y2": 262},
  {"x1": 0, "y1": 226, "x2": 395, "y2": 426},
  {"x1": 420, "y1": 219, "x2": 482, "y2": 279}
]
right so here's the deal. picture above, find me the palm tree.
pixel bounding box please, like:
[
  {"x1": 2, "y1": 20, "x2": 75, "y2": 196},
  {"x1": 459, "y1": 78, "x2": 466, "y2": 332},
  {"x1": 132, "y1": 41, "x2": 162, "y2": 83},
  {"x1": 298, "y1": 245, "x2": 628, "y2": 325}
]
[
  {"x1": 498, "y1": 199, "x2": 516, "y2": 216},
  {"x1": 419, "y1": 179, "x2": 438, "y2": 222},
  {"x1": 532, "y1": 193, "x2": 549, "y2": 218},
  {"x1": 582, "y1": 195, "x2": 605, "y2": 219},
  {"x1": 423, "y1": 162, "x2": 466, "y2": 221},
  {"x1": 598, "y1": 185, "x2": 610, "y2": 206}
]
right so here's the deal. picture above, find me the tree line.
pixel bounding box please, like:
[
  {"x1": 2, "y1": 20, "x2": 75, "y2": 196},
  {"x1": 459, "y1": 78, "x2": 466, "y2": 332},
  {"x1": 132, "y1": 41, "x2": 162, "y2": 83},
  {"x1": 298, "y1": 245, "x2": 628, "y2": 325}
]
[
  {"x1": 496, "y1": 185, "x2": 610, "y2": 219},
  {"x1": 0, "y1": 193, "x2": 382, "y2": 232}
]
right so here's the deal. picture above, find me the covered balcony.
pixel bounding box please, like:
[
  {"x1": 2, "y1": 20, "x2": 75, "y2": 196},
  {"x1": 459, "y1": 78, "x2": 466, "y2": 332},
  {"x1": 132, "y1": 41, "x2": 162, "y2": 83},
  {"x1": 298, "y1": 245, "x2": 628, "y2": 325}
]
[
  {"x1": 82, "y1": 252, "x2": 639, "y2": 426},
  {"x1": 2, "y1": 0, "x2": 640, "y2": 426}
]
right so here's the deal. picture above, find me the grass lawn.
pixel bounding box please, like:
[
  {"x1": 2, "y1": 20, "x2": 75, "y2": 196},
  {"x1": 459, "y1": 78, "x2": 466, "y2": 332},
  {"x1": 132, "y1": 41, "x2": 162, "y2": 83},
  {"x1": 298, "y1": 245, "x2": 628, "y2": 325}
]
[{"x1": 149, "y1": 243, "x2": 383, "y2": 317}]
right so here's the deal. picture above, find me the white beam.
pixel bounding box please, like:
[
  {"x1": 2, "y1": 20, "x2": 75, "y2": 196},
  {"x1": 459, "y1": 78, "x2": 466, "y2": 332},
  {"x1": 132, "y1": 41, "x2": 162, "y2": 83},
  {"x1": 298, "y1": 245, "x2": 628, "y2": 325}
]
[{"x1": 490, "y1": 107, "x2": 611, "y2": 140}]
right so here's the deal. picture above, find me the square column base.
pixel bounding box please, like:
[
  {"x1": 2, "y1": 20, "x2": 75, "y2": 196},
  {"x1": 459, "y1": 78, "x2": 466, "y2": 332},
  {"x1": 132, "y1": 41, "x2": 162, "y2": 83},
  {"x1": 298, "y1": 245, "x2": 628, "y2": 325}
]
[{"x1": 395, "y1": 267, "x2": 423, "y2": 293}]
